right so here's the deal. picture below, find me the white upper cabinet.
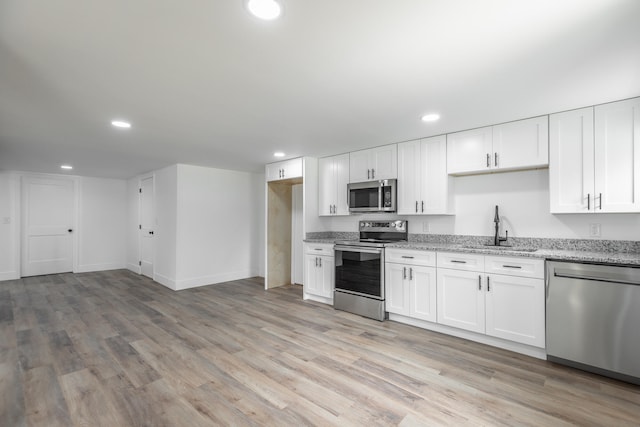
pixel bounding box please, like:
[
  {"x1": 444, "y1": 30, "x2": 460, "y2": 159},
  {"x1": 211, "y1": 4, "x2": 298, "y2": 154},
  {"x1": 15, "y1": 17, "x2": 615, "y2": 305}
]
[
  {"x1": 318, "y1": 154, "x2": 349, "y2": 216},
  {"x1": 550, "y1": 97, "x2": 640, "y2": 213},
  {"x1": 266, "y1": 158, "x2": 303, "y2": 182},
  {"x1": 398, "y1": 135, "x2": 453, "y2": 215},
  {"x1": 447, "y1": 116, "x2": 549, "y2": 175},
  {"x1": 594, "y1": 97, "x2": 640, "y2": 213},
  {"x1": 349, "y1": 144, "x2": 397, "y2": 182},
  {"x1": 549, "y1": 107, "x2": 595, "y2": 213},
  {"x1": 446, "y1": 126, "x2": 493, "y2": 175}
]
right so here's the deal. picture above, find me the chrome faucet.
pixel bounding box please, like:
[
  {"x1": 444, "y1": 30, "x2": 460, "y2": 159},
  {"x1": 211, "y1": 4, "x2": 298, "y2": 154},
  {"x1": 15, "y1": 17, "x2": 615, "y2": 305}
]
[{"x1": 494, "y1": 205, "x2": 508, "y2": 246}]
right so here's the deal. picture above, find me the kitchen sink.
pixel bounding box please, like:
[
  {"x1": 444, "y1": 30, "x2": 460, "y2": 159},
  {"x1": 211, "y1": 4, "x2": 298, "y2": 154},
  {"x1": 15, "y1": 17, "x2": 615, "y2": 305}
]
[{"x1": 462, "y1": 245, "x2": 538, "y2": 252}]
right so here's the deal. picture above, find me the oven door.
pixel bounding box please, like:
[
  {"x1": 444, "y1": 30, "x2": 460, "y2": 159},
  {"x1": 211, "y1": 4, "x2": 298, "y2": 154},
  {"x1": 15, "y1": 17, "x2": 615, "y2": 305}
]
[{"x1": 334, "y1": 245, "x2": 384, "y2": 299}]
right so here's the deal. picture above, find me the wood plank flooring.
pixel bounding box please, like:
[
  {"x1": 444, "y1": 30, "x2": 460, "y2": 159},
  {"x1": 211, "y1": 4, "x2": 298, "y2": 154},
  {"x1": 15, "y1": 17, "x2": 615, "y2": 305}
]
[{"x1": 1, "y1": 270, "x2": 639, "y2": 426}]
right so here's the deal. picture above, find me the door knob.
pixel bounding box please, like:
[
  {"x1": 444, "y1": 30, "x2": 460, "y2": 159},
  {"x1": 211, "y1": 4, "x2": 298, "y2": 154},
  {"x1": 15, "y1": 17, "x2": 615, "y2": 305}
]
[{"x1": 68, "y1": 229, "x2": 73, "y2": 233}]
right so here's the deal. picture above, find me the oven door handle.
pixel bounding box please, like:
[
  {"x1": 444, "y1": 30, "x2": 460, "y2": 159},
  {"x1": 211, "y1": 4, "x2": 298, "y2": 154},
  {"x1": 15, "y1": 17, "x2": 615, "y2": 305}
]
[{"x1": 334, "y1": 245, "x2": 383, "y2": 254}]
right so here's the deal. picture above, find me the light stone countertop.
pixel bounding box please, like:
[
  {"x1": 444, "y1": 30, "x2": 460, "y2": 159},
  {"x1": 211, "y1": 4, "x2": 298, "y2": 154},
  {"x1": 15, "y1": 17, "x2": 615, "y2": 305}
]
[{"x1": 304, "y1": 239, "x2": 640, "y2": 266}]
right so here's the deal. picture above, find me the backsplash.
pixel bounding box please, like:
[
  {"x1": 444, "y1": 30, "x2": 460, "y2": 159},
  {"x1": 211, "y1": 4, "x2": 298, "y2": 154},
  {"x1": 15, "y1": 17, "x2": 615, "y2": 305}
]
[{"x1": 306, "y1": 232, "x2": 640, "y2": 253}]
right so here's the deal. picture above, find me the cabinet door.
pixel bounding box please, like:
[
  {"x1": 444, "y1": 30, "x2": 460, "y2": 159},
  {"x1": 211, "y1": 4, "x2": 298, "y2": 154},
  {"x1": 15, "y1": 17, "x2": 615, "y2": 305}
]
[
  {"x1": 437, "y1": 269, "x2": 485, "y2": 333},
  {"x1": 385, "y1": 263, "x2": 409, "y2": 315},
  {"x1": 349, "y1": 149, "x2": 371, "y2": 182},
  {"x1": 446, "y1": 127, "x2": 493, "y2": 175},
  {"x1": 266, "y1": 163, "x2": 282, "y2": 182},
  {"x1": 410, "y1": 265, "x2": 437, "y2": 322},
  {"x1": 493, "y1": 116, "x2": 549, "y2": 171},
  {"x1": 397, "y1": 140, "x2": 421, "y2": 215},
  {"x1": 421, "y1": 135, "x2": 452, "y2": 214},
  {"x1": 333, "y1": 154, "x2": 350, "y2": 215},
  {"x1": 371, "y1": 144, "x2": 397, "y2": 180},
  {"x1": 281, "y1": 158, "x2": 303, "y2": 180},
  {"x1": 549, "y1": 107, "x2": 595, "y2": 213},
  {"x1": 317, "y1": 256, "x2": 335, "y2": 298},
  {"x1": 485, "y1": 275, "x2": 545, "y2": 348},
  {"x1": 304, "y1": 255, "x2": 320, "y2": 296},
  {"x1": 318, "y1": 157, "x2": 335, "y2": 216},
  {"x1": 594, "y1": 97, "x2": 640, "y2": 213}
]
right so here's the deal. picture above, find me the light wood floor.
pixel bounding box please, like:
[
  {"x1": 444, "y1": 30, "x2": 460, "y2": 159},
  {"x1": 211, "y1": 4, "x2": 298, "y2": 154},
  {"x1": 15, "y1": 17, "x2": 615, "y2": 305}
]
[{"x1": 1, "y1": 270, "x2": 639, "y2": 426}]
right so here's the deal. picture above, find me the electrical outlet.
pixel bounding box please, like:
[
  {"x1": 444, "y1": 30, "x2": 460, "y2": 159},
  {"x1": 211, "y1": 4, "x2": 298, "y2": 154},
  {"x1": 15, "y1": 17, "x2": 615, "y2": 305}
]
[
  {"x1": 589, "y1": 223, "x2": 601, "y2": 237},
  {"x1": 423, "y1": 221, "x2": 430, "y2": 233}
]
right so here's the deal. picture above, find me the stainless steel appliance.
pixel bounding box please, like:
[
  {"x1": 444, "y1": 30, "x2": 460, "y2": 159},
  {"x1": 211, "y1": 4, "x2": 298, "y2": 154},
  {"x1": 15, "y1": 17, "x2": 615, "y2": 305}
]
[
  {"x1": 334, "y1": 220, "x2": 407, "y2": 321},
  {"x1": 546, "y1": 260, "x2": 640, "y2": 385},
  {"x1": 347, "y1": 179, "x2": 397, "y2": 213}
]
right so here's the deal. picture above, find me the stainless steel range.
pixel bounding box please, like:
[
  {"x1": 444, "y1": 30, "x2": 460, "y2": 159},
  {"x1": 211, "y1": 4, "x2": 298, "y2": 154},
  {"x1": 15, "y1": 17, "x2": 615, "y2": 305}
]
[{"x1": 334, "y1": 220, "x2": 408, "y2": 321}]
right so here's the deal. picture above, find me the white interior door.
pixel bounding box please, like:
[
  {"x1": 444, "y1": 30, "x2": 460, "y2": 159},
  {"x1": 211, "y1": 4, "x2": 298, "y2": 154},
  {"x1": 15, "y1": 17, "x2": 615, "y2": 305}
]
[
  {"x1": 21, "y1": 175, "x2": 75, "y2": 277},
  {"x1": 139, "y1": 176, "x2": 154, "y2": 278},
  {"x1": 291, "y1": 184, "x2": 303, "y2": 285}
]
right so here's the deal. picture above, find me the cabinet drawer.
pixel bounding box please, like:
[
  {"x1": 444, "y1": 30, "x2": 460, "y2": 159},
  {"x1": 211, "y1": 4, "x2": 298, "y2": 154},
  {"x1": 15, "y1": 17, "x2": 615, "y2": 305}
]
[
  {"x1": 304, "y1": 243, "x2": 334, "y2": 257},
  {"x1": 485, "y1": 256, "x2": 544, "y2": 279},
  {"x1": 437, "y1": 252, "x2": 484, "y2": 271},
  {"x1": 386, "y1": 248, "x2": 436, "y2": 267}
]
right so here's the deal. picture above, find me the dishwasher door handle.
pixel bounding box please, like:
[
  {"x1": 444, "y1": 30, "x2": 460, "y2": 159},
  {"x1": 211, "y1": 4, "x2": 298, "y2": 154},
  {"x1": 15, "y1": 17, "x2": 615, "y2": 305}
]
[{"x1": 554, "y1": 271, "x2": 640, "y2": 287}]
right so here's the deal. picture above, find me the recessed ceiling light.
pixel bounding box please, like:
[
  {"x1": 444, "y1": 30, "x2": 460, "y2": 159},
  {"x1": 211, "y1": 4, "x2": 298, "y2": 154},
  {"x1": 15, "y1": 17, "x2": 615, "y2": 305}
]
[
  {"x1": 421, "y1": 113, "x2": 440, "y2": 122},
  {"x1": 111, "y1": 120, "x2": 131, "y2": 128},
  {"x1": 273, "y1": 152, "x2": 285, "y2": 158},
  {"x1": 247, "y1": 0, "x2": 281, "y2": 20},
  {"x1": 60, "y1": 165, "x2": 73, "y2": 170}
]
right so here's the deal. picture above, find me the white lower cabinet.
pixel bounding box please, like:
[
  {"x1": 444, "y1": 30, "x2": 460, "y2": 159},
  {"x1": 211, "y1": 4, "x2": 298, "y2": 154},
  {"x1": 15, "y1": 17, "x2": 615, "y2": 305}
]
[
  {"x1": 435, "y1": 252, "x2": 546, "y2": 348},
  {"x1": 436, "y1": 268, "x2": 485, "y2": 333},
  {"x1": 385, "y1": 249, "x2": 437, "y2": 322},
  {"x1": 485, "y1": 273, "x2": 545, "y2": 348},
  {"x1": 304, "y1": 243, "x2": 334, "y2": 300}
]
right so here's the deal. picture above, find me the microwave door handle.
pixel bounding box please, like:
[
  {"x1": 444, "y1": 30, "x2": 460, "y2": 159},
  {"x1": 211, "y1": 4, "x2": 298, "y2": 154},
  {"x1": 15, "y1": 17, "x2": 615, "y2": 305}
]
[{"x1": 378, "y1": 184, "x2": 382, "y2": 209}]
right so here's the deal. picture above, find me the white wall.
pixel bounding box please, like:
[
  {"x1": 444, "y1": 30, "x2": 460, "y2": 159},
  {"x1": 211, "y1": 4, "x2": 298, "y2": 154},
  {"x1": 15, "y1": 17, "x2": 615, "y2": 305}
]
[
  {"x1": 318, "y1": 169, "x2": 640, "y2": 240},
  {"x1": 0, "y1": 172, "x2": 19, "y2": 280},
  {"x1": 175, "y1": 164, "x2": 263, "y2": 290},
  {"x1": 76, "y1": 177, "x2": 128, "y2": 272},
  {"x1": 154, "y1": 165, "x2": 178, "y2": 289},
  {"x1": 126, "y1": 177, "x2": 140, "y2": 273}
]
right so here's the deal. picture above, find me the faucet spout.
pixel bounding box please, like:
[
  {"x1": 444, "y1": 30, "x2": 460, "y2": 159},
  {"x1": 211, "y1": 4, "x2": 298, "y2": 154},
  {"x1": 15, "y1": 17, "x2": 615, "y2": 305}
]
[{"x1": 493, "y1": 205, "x2": 508, "y2": 246}]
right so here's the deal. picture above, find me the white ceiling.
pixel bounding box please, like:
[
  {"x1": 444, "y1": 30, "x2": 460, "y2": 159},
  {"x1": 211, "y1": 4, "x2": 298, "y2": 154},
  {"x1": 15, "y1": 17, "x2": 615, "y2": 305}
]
[{"x1": 1, "y1": 0, "x2": 639, "y2": 179}]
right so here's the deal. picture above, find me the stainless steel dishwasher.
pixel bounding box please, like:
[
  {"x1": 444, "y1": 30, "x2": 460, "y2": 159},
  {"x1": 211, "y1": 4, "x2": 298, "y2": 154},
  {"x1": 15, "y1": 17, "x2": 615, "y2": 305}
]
[{"x1": 546, "y1": 260, "x2": 640, "y2": 385}]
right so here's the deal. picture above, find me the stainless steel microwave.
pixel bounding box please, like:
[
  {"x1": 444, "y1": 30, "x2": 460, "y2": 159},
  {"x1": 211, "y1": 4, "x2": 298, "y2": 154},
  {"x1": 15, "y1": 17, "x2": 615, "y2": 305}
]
[{"x1": 347, "y1": 179, "x2": 397, "y2": 213}]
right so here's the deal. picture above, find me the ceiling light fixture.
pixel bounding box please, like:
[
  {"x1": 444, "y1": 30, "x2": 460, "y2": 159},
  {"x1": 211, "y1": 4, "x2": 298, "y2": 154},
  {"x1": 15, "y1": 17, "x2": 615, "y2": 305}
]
[
  {"x1": 247, "y1": 0, "x2": 282, "y2": 20},
  {"x1": 60, "y1": 165, "x2": 73, "y2": 170},
  {"x1": 111, "y1": 120, "x2": 131, "y2": 128},
  {"x1": 421, "y1": 113, "x2": 440, "y2": 122},
  {"x1": 273, "y1": 152, "x2": 285, "y2": 158}
]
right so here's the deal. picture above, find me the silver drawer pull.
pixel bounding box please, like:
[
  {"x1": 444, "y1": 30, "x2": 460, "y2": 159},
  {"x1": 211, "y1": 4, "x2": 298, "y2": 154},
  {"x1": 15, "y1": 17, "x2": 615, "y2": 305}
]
[
  {"x1": 401, "y1": 256, "x2": 414, "y2": 259},
  {"x1": 314, "y1": 248, "x2": 323, "y2": 251},
  {"x1": 451, "y1": 260, "x2": 467, "y2": 264},
  {"x1": 502, "y1": 265, "x2": 522, "y2": 269}
]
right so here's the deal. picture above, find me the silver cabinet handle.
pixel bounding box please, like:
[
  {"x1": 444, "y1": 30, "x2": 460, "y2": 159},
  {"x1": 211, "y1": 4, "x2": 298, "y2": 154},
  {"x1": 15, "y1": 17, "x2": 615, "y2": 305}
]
[
  {"x1": 371, "y1": 168, "x2": 375, "y2": 179},
  {"x1": 401, "y1": 256, "x2": 414, "y2": 259},
  {"x1": 486, "y1": 153, "x2": 490, "y2": 168},
  {"x1": 494, "y1": 152, "x2": 498, "y2": 167},
  {"x1": 599, "y1": 193, "x2": 602, "y2": 210},
  {"x1": 319, "y1": 258, "x2": 322, "y2": 267},
  {"x1": 409, "y1": 267, "x2": 413, "y2": 281},
  {"x1": 502, "y1": 265, "x2": 522, "y2": 269},
  {"x1": 367, "y1": 169, "x2": 370, "y2": 180},
  {"x1": 315, "y1": 257, "x2": 318, "y2": 267},
  {"x1": 451, "y1": 260, "x2": 467, "y2": 264},
  {"x1": 403, "y1": 267, "x2": 407, "y2": 280},
  {"x1": 587, "y1": 193, "x2": 591, "y2": 210},
  {"x1": 487, "y1": 276, "x2": 491, "y2": 292},
  {"x1": 415, "y1": 201, "x2": 418, "y2": 213},
  {"x1": 478, "y1": 275, "x2": 482, "y2": 290},
  {"x1": 421, "y1": 201, "x2": 424, "y2": 212},
  {"x1": 314, "y1": 248, "x2": 323, "y2": 251}
]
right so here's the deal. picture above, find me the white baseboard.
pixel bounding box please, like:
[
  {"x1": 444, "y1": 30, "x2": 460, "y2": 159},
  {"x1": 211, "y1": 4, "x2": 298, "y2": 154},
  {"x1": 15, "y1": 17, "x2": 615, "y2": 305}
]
[
  {"x1": 154, "y1": 273, "x2": 177, "y2": 290},
  {"x1": 303, "y1": 292, "x2": 333, "y2": 306},
  {"x1": 75, "y1": 262, "x2": 126, "y2": 273},
  {"x1": 388, "y1": 313, "x2": 547, "y2": 360},
  {"x1": 0, "y1": 271, "x2": 20, "y2": 282},
  {"x1": 126, "y1": 263, "x2": 141, "y2": 274},
  {"x1": 174, "y1": 269, "x2": 254, "y2": 291}
]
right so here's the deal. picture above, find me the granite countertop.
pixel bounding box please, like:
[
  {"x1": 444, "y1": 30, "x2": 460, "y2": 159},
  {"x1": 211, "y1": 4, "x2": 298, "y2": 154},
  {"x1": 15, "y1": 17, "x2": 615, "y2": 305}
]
[{"x1": 304, "y1": 238, "x2": 640, "y2": 266}]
